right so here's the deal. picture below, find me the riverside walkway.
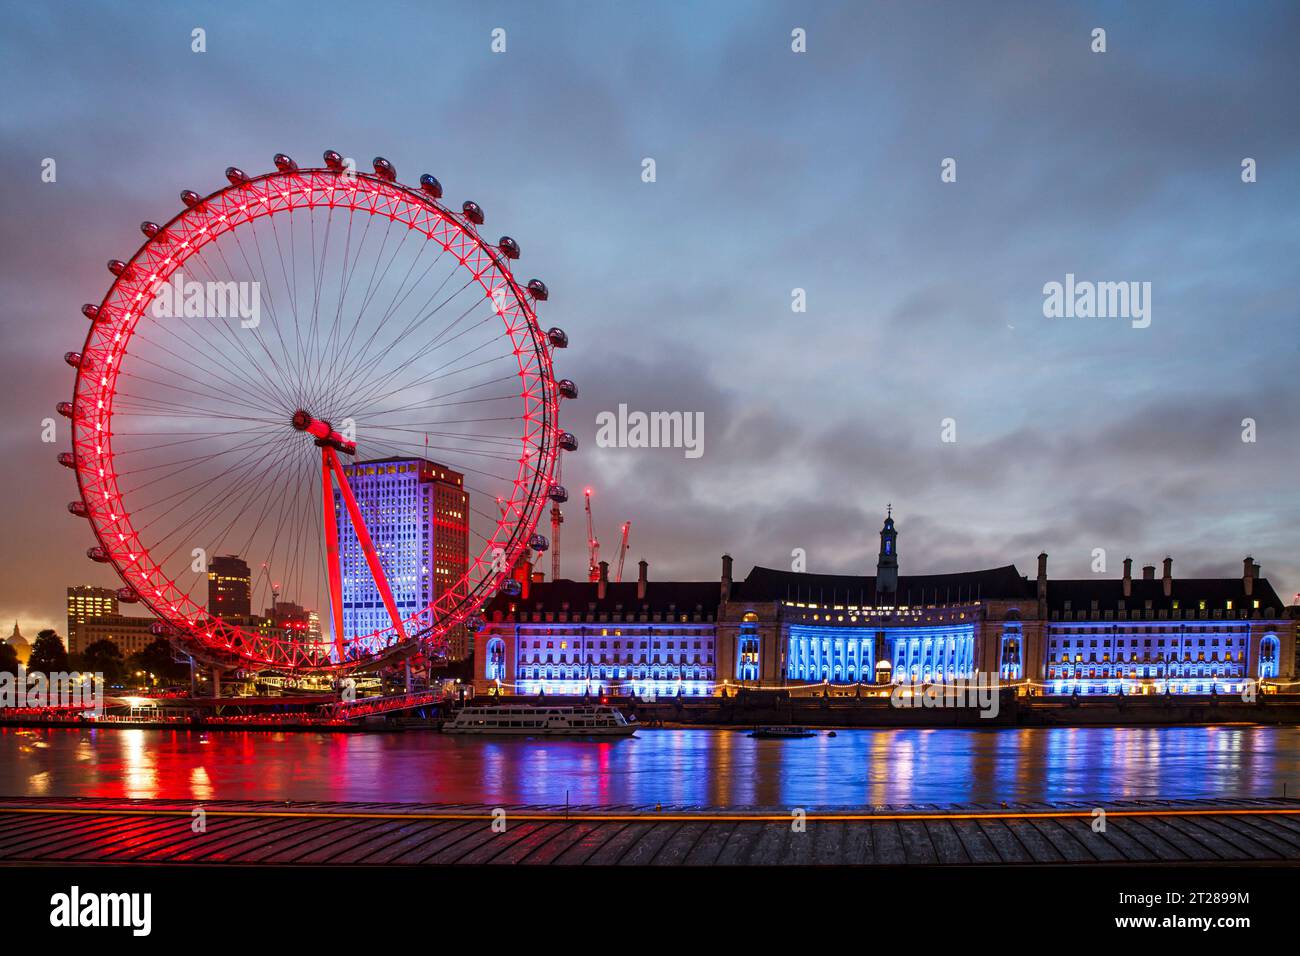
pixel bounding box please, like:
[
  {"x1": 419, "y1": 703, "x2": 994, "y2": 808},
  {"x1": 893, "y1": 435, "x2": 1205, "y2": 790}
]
[{"x1": 2, "y1": 796, "x2": 1300, "y2": 865}]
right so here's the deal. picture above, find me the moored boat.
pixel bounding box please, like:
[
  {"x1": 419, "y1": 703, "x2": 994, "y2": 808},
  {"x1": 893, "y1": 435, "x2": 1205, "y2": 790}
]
[
  {"x1": 442, "y1": 704, "x2": 639, "y2": 737},
  {"x1": 747, "y1": 726, "x2": 816, "y2": 739}
]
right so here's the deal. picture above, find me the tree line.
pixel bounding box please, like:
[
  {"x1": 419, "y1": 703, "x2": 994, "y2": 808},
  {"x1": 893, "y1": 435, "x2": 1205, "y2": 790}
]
[{"x1": 0, "y1": 630, "x2": 190, "y2": 687}]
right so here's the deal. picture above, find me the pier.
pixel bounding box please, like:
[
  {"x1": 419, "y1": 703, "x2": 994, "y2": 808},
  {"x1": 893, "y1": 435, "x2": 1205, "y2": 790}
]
[{"x1": 3, "y1": 796, "x2": 1300, "y2": 865}]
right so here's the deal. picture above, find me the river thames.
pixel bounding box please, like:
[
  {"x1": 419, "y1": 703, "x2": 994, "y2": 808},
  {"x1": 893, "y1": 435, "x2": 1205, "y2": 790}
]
[{"x1": 4, "y1": 725, "x2": 1299, "y2": 807}]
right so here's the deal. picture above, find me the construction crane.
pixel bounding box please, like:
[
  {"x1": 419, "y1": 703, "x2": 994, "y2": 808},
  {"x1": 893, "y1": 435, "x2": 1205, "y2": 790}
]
[
  {"x1": 257, "y1": 561, "x2": 281, "y2": 607},
  {"x1": 615, "y1": 521, "x2": 632, "y2": 583},
  {"x1": 550, "y1": 458, "x2": 563, "y2": 581},
  {"x1": 584, "y1": 487, "x2": 600, "y2": 582}
]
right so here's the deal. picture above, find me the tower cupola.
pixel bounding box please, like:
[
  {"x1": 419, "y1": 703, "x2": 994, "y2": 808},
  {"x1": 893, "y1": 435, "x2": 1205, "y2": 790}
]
[{"x1": 877, "y1": 506, "x2": 899, "y2": 594}]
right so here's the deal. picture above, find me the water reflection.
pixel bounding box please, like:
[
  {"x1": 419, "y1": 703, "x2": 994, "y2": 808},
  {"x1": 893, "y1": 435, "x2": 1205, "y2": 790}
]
[{"x1": 2, "y1": 725, "x2": 1297, "y2": 807}]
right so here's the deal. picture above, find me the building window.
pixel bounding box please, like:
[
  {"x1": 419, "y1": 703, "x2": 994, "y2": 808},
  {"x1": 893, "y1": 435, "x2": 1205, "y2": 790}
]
[
  {"x1": 485, "y1": 637, "x2": 506, "y2": 682},
  {"x1": 999, "y1": 627, "x2": 1022, "y2": 680},
  {"x1": 1260, "y1": 635, "x2": 1280, "y2": 679},
  {"x1": 737, "y1": 618, "x2": 760, "y2": 681}
]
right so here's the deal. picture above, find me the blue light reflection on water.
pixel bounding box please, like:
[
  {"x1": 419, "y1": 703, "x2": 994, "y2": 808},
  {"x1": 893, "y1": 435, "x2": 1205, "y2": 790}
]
[{"x1": 2, "y1": 725, "x2": 1296, "y2": 807}]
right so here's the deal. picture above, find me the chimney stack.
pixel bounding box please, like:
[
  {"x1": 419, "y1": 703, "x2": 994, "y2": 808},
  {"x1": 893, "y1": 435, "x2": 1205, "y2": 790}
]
[
  {"x1": 1142, "y1": 564, "x2": 1155, "y2": 580},
  {"x1": 721, "y1": 554, "x2": 734, "y2": 603},
  {"x1": 1162, "y1": 557, "x2": 1173, "y2": 597},
  {"x1": 1122, "y1": 557, "x2": 1132, "y2": 597},
  {"x1": 637, "y1": 559, "x2": 648, "y2": 601},
  {"x1": 1036, "y1": 552, "x2": 1048, "y2": 604},
  {"x1": 1244, "y1": 556, "x2": 1256, "y2": 597},
  {"x1": 597, "y1": 560, "x2": 609, "y2": 600}
]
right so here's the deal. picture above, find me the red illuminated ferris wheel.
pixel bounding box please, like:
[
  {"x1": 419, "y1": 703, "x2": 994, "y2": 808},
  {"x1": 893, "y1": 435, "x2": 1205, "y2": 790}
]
[{"x1": 59, "y1": 150, "x2": 577, "y2": 673}]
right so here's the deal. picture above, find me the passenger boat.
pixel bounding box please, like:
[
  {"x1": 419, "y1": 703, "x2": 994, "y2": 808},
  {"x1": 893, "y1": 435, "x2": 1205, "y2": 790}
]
[
  {"x1": 442, "y1": 704, "x2": 639, "y2": 737},
  {"x1": 747, "y1": 726, "x2": 816, "y2": 739}
]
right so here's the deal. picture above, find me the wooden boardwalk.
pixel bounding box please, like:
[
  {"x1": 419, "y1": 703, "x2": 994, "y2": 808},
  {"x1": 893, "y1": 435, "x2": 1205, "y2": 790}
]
[{"x1": 2, "y1": 796, "x2": 1300, "y2": 865}]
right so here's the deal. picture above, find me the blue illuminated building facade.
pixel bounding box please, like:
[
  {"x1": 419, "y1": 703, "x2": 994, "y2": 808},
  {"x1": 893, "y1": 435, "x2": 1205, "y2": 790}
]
[
  {"x1": 335, "y1": 457, "x2": 469, "y2": 656},
  {"x1": 1039, "y1": 557, "x2": 1286, "y2": 695},
  {"x1": 477, "y1": 561, "x2": 720, "y2": 697},
  {"x1": 1044, "y1": 621, "x2": 1255, "y2": 695},
  {"x1": 785, "y1": 623, "x2": 977, "y2": 684},
  {"x1": 473, "y1": 514, "x2": 1295, "y2": 697}
]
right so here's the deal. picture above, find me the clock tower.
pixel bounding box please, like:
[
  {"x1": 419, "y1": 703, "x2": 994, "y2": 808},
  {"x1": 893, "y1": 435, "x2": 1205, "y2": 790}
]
[{"x1": 877, "y1": 506, "x2": 899, "y2": 596}]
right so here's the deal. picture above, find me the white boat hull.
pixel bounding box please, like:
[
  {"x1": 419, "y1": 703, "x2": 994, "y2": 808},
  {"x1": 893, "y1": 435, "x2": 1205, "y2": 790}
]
[{"x1": 443, "y1": 723, "x2": 638, "y2": 737}]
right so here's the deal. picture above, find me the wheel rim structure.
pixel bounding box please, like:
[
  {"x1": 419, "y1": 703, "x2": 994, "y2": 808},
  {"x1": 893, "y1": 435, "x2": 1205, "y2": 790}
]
[{"x1": 66, "y1": 154, "x2": 567, "y2": 674}]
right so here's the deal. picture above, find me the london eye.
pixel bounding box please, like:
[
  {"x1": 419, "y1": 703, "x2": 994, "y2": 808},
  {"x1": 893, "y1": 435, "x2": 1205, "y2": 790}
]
[{"x1": 60, "y1": 150, "x2": 575, "y2": 674}]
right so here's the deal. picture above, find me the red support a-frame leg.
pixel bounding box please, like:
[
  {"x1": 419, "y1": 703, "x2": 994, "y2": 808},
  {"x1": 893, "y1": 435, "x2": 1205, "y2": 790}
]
[
  {"x1": 324, "y1": 446, "x2": 408, "y2": 645},
  {"x1": 321, "y1": 449, "x2": 346, "y2": 662}
]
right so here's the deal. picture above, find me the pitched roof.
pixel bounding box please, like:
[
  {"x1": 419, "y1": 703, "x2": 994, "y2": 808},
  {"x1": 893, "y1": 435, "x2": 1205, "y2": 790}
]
[
  {"x1": 1046, "y1": 576, "x2": 1286, "y2": 614},
  {"x1": 481, "y1": 567, "x2": 1290, "y2": 620},
  {"x1": 484, "y1": 578, "x2": 723, "y2": 618},
  {"x1": 736, "y1": 565, "x2": 1036, "y2": 605}
]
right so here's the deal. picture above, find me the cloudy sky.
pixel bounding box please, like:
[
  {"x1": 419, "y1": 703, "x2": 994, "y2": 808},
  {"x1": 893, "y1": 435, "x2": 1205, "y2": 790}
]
[{"x1": 2, "y1": 0, "x2": 1297, "y2": 635}]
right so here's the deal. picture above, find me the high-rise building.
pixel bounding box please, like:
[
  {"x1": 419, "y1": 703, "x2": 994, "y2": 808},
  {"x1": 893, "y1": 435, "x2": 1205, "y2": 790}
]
[
  {"x1": 335, "y1": 457, "x2": 469, "y2": 657},
  {"x1": 66, "y1": 585, "x2": 155, "y2": 656},
  {"x1": 208, "y1": 555, "x2": 252, "y2": 620},
  {"x1": 67, "y1": 586, "x2": 119, "y2": 654}
]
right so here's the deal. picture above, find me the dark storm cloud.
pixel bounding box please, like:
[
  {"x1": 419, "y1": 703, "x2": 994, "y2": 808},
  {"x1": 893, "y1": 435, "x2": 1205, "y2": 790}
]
[{"x1": 1, "y1": 0, "x2": 1297, "y2": 633}]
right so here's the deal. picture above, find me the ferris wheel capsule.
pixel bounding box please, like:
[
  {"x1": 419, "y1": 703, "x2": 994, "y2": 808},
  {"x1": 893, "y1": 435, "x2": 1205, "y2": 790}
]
[
  {"x1": 529, "y1": 533, "x2": 550, "y2": 552},
  {"x1": 116, "y1": 587, "x2": 141, "y2": 604},
  {"x1": 140, "y1": 221, "x2": 160, "y2": 238},
  {"x1": 462, "y1": 201, "x2": 484, "y2": 225},
  {"x1": 372, "y1": 157, "x2": 396, "y2": 181},
  {"x1": 527, "y1": 279, "x2": 548, "y2": 301},
  {"x1": 500, "y1": 578, "x2": 522, "y2": 597},
  {"x1": 273, "y1": 153, "x2": 298, "y2": 173},
  {"x1": 67, "y1": 500, "x2": 89, "y2": 517},
  {"x1": 57, "y1": 452, "x2": 76, "y2": 469},
  {"x1": 180, "y1": 190, "x2": 202, "y2": 208},
  {"x1": 547, "y1": 327, "x2": 568, "y2": 348},
  {"x1": 419, "y1": 174, "x2": 443, "y2": 198},
  {"x1": 547, "y1": 483, "x2": 568, "y2": 503},
  {"x1": 107, "y1": 259, "x2": 129, "y2": 277},
  {"x1": 498, "y1": 236, "x2": 520, "y2": 259},
  {"x1": 64, "y1": 351, "x2": 82, "y2": 368},
  {"x1": 149, "y1": 621, "x2": 173, "y2": 637},
  {"x1": 225, "y1": 167, "x2": 249, "y2": 186},
  {"x1": 87, "y1": 546, "x2": 111, "y2": 563},
  {"x1": 558, "y1": 431, "x2": 578, "y2": 451},
  {"x1": 323, "y1": 149, "x2": 344, "y2": 171},
  {"x1": 55, "y1": 401, "x2": 73, "y2": 418},
  {"x1": 465, "y1": 615, "x2": 486, "y2": 633},
  {"x1": 557, "y1": 379, "x2": 578, "y2": 400},
  {"x1": 81, "y1": 304, "x2": 100, "y2": 321}
]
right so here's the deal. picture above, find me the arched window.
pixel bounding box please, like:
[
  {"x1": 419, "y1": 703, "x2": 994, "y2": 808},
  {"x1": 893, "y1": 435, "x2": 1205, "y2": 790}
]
[
  {"x1": 737, "y1": 615, "x2": 761, "y2": 681},
  {"x1": 485, "y1": 637, "x2": 506, "y2": 682},
  {"x1": 1260, "y1": 635, "x2": 1280, "y2": 679},
  {"x1": 1000, "y1": 626, "x2": 1023, "y2": 680}
]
